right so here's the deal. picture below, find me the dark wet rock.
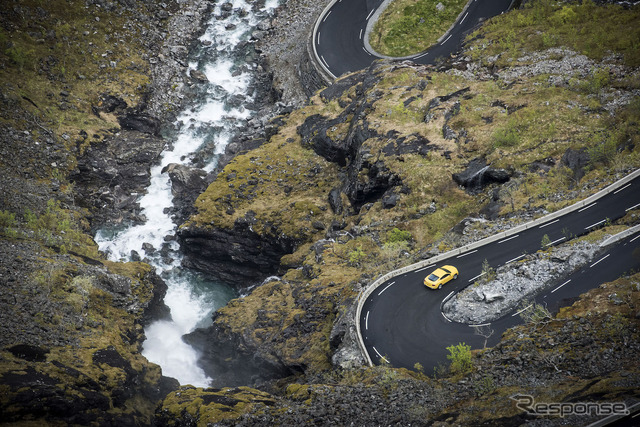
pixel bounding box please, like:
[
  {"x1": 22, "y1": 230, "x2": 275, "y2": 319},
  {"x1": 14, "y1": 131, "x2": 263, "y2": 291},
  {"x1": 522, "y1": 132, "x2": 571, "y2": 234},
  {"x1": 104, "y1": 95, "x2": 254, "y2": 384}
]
[
  {"x1": 70, "y1": 131, "x2": 165, "y2": 231},
  {"x1": 530, "y1": 157, "x2": 556, "y2": 173},
  {"x1": 178, "y1": 213, "x2": 301, "y2": 288},
  {"x1": 184, "y1": 319, "x2": 295, "y2": 388},
  {"x1": 141, "y1": 270, "x2": 172, "y2": 325},
  {"x1": 491, "y1": 99, "x2": 526, "y2": 115},
  {"x1": 131, "y1": 250, "x2": 142, "y2": 262},
  {"x1": 189, "y1": 68, "x2": 209, "y2": 83},
  {"x1": 330, "y1": 298, "x2": 366, "y2": 369},
  {"x1": 425, "y1": 86, "x2": 470, "y2": 118},
  {"x1": 382, "y1": 191, "x2": 400, "y2": 209},
  {"x1": 298, "y1": 114, "x2": 353, "y2": 166},
  {"x1": 7, "y1": 344, "x2": 50, "y2": 362},
  {"x1": 328, "y1": 187, "x2": 343, "y2": 214},
  {"x1": 453, "y1": 158, "x2": 510, "y2": 194},
  {"x1": 162, "y1": 163, "x2": 210, "y2": 223},
  {"x1": 382, "y1": 133, "x2": 433, "y2": 156},
  {"x1": 0, "y1": 366, "x2": 111, "y2": 423},
  {"x1": 296, "y1": 65, "x2": 405, "y2": 213},
  {"x1": 319, "y1": 72, "x2": 365, "y2": 102},
  {"x1": 118, "y1": 112, "x2": 161, "y2": 135},
  {"x1": 344, "y1": 157, "x2": 402, "y2": 212},
  {"x1": 311, "y1": 239, "x2": 331, "y2": 262},
  {"x1": 98, "y1": 94, "x2": 128, "y2": 113},
  {"x1": 562, "y1": 147, "x2": 591, "y2": 183}
]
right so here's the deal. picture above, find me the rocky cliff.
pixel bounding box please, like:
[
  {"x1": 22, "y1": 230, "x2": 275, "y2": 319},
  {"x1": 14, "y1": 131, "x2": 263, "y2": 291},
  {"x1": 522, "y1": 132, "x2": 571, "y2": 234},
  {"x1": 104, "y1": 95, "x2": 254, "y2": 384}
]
[{"x1": 0, "y1": 0, "x2": 211, "y2": 423}]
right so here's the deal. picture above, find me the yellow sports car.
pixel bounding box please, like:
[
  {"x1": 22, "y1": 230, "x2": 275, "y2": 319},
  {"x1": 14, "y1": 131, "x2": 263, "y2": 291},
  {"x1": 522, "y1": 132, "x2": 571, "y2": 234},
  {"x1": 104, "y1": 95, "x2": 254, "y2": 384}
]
[{"x1": 424, "y1": 265, "x2": 459, "y2": 289}]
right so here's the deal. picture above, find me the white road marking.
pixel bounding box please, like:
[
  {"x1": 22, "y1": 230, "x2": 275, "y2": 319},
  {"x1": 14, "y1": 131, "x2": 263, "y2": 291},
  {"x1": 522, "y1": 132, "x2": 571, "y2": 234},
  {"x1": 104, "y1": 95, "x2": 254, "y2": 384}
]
[
  {"x1": 626, "y1": 202, "x2": 640, "y2": 211},
  {"x1": 552, "y1": 279, "x2": 571, "y2": 293},
  {"x1": 416, "y1": 264, "x2": 435, "y2": 272},
  {"x1": 585, "y1": 219, "x2": 606, "y2": 229},
  {"x1": 539, "y1": 219, "x2": 559, "y2": 228},
  {"x1": 378, "y1": 281, "x2": 395, "y2": 296},
  {"x1": 613, "y1": 183, "x2": 631, "y2": 194},
  {"x1": 469, "y1": 323, "x2": 491, "y2": 328},
  {"x1": 441, "y1": 34, "x2": 452, "y2": 45},
  {"x1": 366, "y1": 9, "x2": 375, "y2": 20},
  {"x1": 468, "y1": 272, "x2": 486, "y2": 282},
  {"x1": 630, "y1": 234, "x2": 640, "y2": 243},
  {"x1": 321, "y1": 55, "x2": 329, "y2": 69},
  {"x1": 457, "y1": 249, "x2": 478, "y2": 258},
  {"x1": 590, "y1": 254, "x2": 610, "y2": 268},
  {"x1": 505, "y1": 254, "x2": 526, "y2": 264},
  {"x1": 323, "y1": 11, "x2": 332, "y2": 22},
  {"x1": 365, "y1": 310, "x2": 370, "y2": 330},
  {"x1": 441, "y1": 312, "x2": 452, "y2": 322},
  {"x1": 544, "y1": 236, "x2": 566, "y2": 247},
  {"x1": 372, "y1": 346, "x2": 388, "y2": 363},
  {"x1": 317, "y1": 32, "x2": 321, "y2": 45},
  {"x1": 443, "y1": 291, "x2": 455, "y2": 303},
  {"x1": 460, "y1": 12, "x2": 468, "y2": 24},
  {"x1": 513, "y1": 303, "x2": 533, "y2": 317},
  {"x1": 578, "y1": 202, "x2": 597, "y2": 212},
  {"x1": 362, "y1": 47, "x2": 372, "y2": 56},
  {"x1": 414, "y1": 52, "x2": 428, "y2": 59},
  {"x1": 359, "y1": 29, "x2": 363, "y2": 40},
  {"x1": 498, "y1": 234, "x2": 519, "y2": 244}
]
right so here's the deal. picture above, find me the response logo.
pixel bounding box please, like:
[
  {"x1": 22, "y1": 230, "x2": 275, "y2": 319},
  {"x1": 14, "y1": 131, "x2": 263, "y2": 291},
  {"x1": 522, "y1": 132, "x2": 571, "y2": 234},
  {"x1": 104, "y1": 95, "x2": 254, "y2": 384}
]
[{"x1": 510, "y1": 394, "x2": 629, "y2": 417}]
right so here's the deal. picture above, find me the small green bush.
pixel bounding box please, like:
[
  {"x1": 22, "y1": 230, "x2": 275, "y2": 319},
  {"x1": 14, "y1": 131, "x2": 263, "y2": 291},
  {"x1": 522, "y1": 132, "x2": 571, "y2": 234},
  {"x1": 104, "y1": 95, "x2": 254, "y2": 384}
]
[
  {"x1": 481, "y1": 259, "x2": 496, "y2": 282},
  {"x1": 541, "y1": 234, "x2": 551, "y2": 248},
  {"x1": 446, "y1": 342, "x2": 472, "y2": 374},
  {"x1": 0, "y1": 210, "x2": 16, "y2": 228},
  {"x1": 492, "y1": 125, "x2": 519, "y2": 148},
  {"x1": 387, "y1": 227, "x2": 412, "y2": 243},
  {"x1": 348, "y1": 245, "x2": 366, "y2": 267},
  {"x1": 587, "y1": 133, "x2": 619, "y2": 167},
  {"x1": 473, "y1": 375, "x2": 496, "y2": 396}
]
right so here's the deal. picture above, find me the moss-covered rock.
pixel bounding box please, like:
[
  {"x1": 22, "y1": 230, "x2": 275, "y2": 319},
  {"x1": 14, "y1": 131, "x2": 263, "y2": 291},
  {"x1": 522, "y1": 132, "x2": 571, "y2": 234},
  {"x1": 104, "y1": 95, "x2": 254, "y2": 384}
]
[{"x1": 155, "y1": 385, "x2": 276, "y2": 426}]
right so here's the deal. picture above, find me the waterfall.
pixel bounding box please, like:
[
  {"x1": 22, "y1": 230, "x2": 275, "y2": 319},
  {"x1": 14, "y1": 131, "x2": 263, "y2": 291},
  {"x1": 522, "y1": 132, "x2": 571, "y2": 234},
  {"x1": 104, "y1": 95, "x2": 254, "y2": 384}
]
[{"x1": 95, "y1": 0, "x2": 279, "y2": 387}]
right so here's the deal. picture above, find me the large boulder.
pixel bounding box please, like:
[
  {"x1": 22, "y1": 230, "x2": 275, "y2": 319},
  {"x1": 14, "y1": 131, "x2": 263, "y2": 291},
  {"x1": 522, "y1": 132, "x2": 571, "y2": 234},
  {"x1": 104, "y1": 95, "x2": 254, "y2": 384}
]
[
  {"x1": 561, "y1": 147, "x2": 590, "y2": 183},
  {"x1": 178, "y1": 212, "x2": 301, "y2": 288},
  {"x1": 452, "y1": 158, "x2": 510, "y2": 194},
  {"x1": 162, "y1": 163, "x2": 210, "y2": 223}
]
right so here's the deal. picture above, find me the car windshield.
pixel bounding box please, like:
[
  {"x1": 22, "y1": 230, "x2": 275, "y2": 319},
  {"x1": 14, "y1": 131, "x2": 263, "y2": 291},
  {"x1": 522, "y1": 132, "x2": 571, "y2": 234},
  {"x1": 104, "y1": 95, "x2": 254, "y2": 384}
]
[
  {"x1": 427, "y1": 273, "x2": 440, "y2": 281},
  {"x1": 441, "y1": 267, "x2": 451, "y2": 274}
]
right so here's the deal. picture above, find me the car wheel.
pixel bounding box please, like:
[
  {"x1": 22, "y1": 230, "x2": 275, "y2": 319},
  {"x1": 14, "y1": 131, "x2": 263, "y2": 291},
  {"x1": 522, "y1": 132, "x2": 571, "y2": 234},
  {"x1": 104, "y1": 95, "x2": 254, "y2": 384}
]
[
  {"x1": 438, "y1": 283, "x2": 442, "y2": 289},
  {"x1": 453, "y1": 274, "x2": 458, "y2": 280}
]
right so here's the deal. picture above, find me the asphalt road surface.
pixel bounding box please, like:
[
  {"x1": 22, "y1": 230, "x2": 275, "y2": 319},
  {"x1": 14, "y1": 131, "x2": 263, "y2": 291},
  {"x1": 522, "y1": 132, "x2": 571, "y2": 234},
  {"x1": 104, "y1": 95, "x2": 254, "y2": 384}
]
[
  {"x1": 360, "y1": 175, "x2": 640, "y2": 372},
  {"x1": 315, "y1": 0, "x2": 513, "y2": 78}
]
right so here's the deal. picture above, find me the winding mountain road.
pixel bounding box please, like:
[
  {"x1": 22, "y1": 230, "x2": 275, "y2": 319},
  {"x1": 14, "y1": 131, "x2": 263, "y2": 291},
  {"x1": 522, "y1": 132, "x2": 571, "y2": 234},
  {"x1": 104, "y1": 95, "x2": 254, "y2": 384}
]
[
  {"x1": 314, "y1": 0, "x2": 513, "y2": 78},
  {"x1": 313, "y1": 0, "x2": 640, "y2": 374},
  {"x1": 359, "y1": 173, "x2": 640, "y2": 371}
]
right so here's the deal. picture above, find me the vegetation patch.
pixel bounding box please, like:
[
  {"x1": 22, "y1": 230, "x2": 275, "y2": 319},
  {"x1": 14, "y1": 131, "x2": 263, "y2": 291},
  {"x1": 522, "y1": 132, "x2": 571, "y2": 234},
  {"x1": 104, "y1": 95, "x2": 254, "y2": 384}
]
[
  {"x1": 466, "y1": 1, "x2": 640, "y2": 67},
  {"x1": 157, "y1": 386, "x2": 276, "y2": 425},
  {"x1": 369, "y1": 0, "x2": 467, "y2": 57}
]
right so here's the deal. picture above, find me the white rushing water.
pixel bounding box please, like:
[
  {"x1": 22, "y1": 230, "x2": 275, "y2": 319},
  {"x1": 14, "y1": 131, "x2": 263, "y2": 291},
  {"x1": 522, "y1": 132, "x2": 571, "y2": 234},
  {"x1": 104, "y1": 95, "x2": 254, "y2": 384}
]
[{"x1": 95, "y1": 0, "x2": 279, "y2": 387}]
